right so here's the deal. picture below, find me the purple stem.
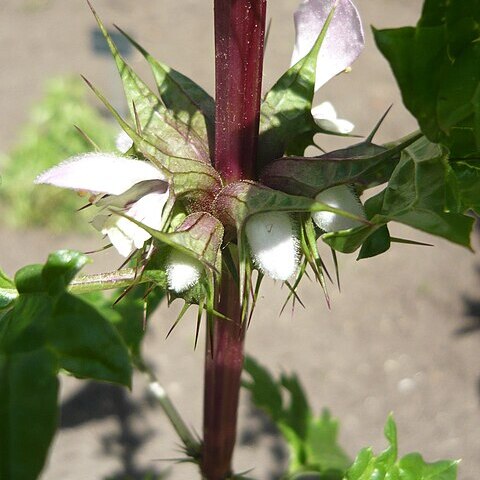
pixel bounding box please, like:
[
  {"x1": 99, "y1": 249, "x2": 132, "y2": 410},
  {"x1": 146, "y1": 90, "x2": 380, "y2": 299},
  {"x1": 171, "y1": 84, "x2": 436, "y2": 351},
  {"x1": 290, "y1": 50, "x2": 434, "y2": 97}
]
[{"x1": 201, "y1": 1, "x2": 266, "y2": 479}]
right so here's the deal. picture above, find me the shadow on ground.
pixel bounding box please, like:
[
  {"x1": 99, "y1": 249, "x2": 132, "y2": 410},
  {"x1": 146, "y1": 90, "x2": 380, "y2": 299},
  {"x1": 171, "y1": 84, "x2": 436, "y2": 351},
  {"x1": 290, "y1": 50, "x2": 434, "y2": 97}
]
[
  {"x1": 60, "y1": 382, "x2": 166, "y2": 480},
  {"x1": 457, "y1": 265, "x2": 480, "y2": 406}
]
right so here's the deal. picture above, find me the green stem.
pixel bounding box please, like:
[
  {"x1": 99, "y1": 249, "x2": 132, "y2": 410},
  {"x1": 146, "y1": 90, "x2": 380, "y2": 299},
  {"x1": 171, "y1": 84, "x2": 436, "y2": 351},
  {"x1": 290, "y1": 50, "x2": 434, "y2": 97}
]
[{"x1": 135, "y1": 357, "x2": 200, "y2": 458}]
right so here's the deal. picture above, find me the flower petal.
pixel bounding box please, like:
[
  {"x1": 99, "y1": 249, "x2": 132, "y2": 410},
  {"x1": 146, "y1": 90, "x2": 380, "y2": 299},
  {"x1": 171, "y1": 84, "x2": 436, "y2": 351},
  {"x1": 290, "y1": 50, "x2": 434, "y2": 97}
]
[
  {"x1": 166, "y1": 250, "x2": 203, "y2": 293},
  {"x1": 312, "y1": 185, "x2": 365, "y2": 232},
  {"x1": 245, "y1": 212, "x2": 299, "y2": 281},
  {"x1": 35, "y1": 153, "x2": 165, "y2": 195},
  {"x1": 291, "y1": 0, "x2": 365, "y2": 91},
  {"x1": 312, "y1": 101, "x2": 337, "y2": 120},
  {"x1": 95, "y1": 191, "x2": 169, "y2": 257}
]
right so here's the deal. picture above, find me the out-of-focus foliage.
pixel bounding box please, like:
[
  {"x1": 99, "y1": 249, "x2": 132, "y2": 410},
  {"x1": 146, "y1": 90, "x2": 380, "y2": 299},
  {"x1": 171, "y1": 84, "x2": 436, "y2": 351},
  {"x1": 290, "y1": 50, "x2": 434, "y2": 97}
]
[
  {"x1": 0, "y1": 76, "x2": 115, "y2": 231},
  {"x1": 243, "y1": 356, "x2": 458, "y2": 480},
  {"x1": 0, "y1": 250, "x2": 132, "y2": 480}
]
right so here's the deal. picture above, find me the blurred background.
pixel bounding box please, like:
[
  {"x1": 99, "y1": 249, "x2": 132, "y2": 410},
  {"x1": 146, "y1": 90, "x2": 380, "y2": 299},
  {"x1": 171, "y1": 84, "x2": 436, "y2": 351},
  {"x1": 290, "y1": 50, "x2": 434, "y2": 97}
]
[{"x1": 0, "y1": 0, "x2": 479, "y2": 479}]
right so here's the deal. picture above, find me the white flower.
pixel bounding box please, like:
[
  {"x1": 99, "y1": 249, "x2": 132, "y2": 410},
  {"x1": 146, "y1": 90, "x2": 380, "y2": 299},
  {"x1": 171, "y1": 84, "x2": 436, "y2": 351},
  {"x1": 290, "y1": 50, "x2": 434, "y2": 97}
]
[
  {"x1": 35, "y1": 153, "x2": 169, "y2": 257},
  {"x1": 245, "y1": 212, "x2": 299, "y2": 281},
  {"x1": 312, "y1": 185, "x2": 365, "y2": 232},
  {"x1": 115, "y1": 131, "x2": 134, "y2": 153},
  {"x1": 291, "y1": 0, "x2": 364, "y2": 91},
  {"x1": 312, "y1": 101, "x2": 354, "y2": 134},
  {"x1": 166, "y1": 250, "x2": 203, "y2": 293}
]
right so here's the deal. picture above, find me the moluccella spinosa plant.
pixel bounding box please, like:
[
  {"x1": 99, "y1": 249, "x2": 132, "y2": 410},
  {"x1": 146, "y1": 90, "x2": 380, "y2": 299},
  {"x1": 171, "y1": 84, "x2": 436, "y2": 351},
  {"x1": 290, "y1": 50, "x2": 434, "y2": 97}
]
[{"x1": 1, "y1": 0, "x2": 479, "y2": 479}]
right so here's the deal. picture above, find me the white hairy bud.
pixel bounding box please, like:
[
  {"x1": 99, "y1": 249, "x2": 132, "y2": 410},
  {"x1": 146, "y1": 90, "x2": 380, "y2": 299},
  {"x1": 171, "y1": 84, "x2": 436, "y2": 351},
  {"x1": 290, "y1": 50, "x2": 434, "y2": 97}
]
[
  {"x1": 312, "y1": 185, "x2": 366, "y2": 232},
  {"x1": 245, "y1": 211, "x2": 299, "y2": 281},
  {"x1": 166, "y1": 250, "x2": 203, "y2": 293}
]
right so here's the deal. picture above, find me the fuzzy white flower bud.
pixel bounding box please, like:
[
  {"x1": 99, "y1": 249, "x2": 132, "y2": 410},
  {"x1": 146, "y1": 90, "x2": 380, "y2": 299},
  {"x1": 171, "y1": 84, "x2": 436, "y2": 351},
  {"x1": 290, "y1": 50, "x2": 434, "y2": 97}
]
[
  {"x1": 166, "y1": 250, "x2": 203, "y2": 293},
  {"x1": 312, "y1": 185, "x2": 366, "y2": 232},
  {"x1": 245, "y1": 211, "x2": 299, "y2": 281}
]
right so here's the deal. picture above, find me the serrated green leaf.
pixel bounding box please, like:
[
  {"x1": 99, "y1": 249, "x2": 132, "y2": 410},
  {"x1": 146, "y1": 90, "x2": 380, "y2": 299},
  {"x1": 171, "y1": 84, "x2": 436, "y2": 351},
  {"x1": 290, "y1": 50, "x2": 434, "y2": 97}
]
[
  {"x1": 0, "y1": 348, "x2": 59, "y2": 480},
  {"x1": 116, "y1": 27, "x2": 214, "y2": 147},
  {"x1": 306, "y1": 410, "x2": 352, "y2": 476},
  {"x1": 364, "y1": 137, "x2": 474, "y2": 248},
  {"x1": 82, "y1": 77, "x2": 222, "y2": 203},
  {"x1": 373, "y1": 0, "x2": 480, "y2": 157},
  {"x1": 258, "y1": 7, "x2": 336, "y2": 166},
  {"x1": 243, "y1": 356, "x2": 350, "y2": 478},
  {"x1": 345, "y1": 416, "x2": 458, "y2": 480},
  {"x1": 90, "y1": 5, "x2": 211, "y2": 163}
]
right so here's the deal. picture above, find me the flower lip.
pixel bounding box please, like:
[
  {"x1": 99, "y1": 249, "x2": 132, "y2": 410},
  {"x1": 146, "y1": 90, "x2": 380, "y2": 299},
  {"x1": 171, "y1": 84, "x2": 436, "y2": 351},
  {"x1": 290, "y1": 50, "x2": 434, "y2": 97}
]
[
  {"x1": 291, "y1": 0, "x2": 365, "y2": 91},
  {"x1": 35, "y1": 153, "x2": 170, "y2": 258},
  {"x1": 35, "y1": 153, "x2": 166, "y2": 195}
]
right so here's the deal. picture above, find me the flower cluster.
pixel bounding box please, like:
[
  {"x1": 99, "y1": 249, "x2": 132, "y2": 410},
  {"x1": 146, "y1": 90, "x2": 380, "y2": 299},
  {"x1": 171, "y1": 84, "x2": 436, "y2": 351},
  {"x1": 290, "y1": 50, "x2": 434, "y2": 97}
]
[{"x1": 36, "y1": 0, "x2": 372, "y2": 312}]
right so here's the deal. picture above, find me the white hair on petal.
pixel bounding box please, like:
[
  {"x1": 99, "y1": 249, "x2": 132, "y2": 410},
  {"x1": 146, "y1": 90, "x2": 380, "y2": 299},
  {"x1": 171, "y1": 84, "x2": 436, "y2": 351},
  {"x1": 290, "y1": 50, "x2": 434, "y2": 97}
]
[
  {"x1": 245, "y1": 211, "x2": 299, "y2": 281},
  {"x1": 313, "y1": 185, "x2": 365, "y2": 232},
  {"x1": 166, "y1": 250, "x2": 203, "y2": 293}
]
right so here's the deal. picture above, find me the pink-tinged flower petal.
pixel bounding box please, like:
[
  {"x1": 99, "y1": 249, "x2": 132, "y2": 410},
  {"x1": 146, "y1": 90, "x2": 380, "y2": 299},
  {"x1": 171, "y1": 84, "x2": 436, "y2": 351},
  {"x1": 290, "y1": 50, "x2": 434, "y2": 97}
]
[
  {"x1": 291, "y1": 0, "x2": 364, "y2": 91},
  {"x1": 35, "y1": 153, "x2": 165, "y2": 195},
  {"x1": 95, "y1": 191, "x2": 170, "y2": 257}
]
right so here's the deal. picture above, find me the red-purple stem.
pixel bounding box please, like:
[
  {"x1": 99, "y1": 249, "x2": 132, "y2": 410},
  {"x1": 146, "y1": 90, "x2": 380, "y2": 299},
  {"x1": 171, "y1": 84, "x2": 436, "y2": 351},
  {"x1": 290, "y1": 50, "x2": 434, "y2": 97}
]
[
  {"x1": 202, "y1": 1, "x2": 267, "y2": 479},
  {"x1": 213, "y1": 0, "x2": 267, "y2": 183}
]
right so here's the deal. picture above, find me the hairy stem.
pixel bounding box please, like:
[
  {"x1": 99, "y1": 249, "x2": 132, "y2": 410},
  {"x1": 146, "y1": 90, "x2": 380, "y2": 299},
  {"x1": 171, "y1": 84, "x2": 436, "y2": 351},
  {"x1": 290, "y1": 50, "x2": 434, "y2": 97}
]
[
  {"x1": 213, "y1": 0, "x2": 267, "y2": 183},
  {"x1": 202, "y1": 1, "x2": 267, "y2": 478}
]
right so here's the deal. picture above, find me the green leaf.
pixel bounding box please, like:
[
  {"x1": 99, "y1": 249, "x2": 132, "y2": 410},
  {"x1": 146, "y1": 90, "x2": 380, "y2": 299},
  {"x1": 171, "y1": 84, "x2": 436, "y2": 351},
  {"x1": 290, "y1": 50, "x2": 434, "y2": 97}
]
[
  {"x1": 322, "y1": 224, "x2": 383, "y2": 254},
  {"x1": 89, "y1": 4, "x2": 211, "y2": 163},
  {"x1": 0, "y1": 269, "x2": 16, "y2": 311},
  {"x1": 243, "y1": 355, "x2": 350, "y2": 478},
  {"x1": 447, "y1": 161, "x2": 480, "y2": 214},
  {"x1": 0, "y1": 348, "x2": 59, "y2": 480},
  {"x1": 83, "y1": 77, "x2": 222, "y2": 203},
  {"x1": 214, "y1": 181, "x2": 368, "y2": 231},
  {"x1": 124, "y1": 212, "x2": 224, "y2": 273},
  {"x1": 41, "y1": 250, "x2": 90, "y2": 296},
  {"x1": 48, "y1": 293, "x2": 132, "y2": 386},
  {"x1": 345, "y1": 416, "x2": 458, "y2": 480},
  {"x1": 373, "y1": 0, "x2": 480, "y2": 157},
  {"x1": 306, "y1": 410, "x2": 352, "y2": 476},
  {"x1": 260, "y1": 132, "x2": 421, "y2": 197},
  {"x1": 82, "y1": 284, "x2": 166, "y2": 360},
  {"x1": 365, "y1": 137, "x2": 474, "y2": 248},
  {"x1": 242, "y1": 356, "x2": 283, "y2": 422},
  {"x1": 357, "y1": 225, "x2": 391, "y2": 260},
  {"x1": 258, "y1": 7, "x2": 336, "y2": 166},
  {"x1": 116, "y1": 27, "x2": 214, "y2": 146}
]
